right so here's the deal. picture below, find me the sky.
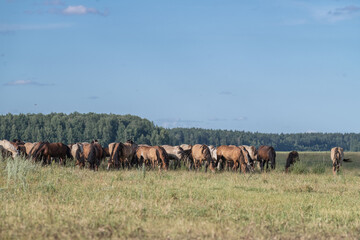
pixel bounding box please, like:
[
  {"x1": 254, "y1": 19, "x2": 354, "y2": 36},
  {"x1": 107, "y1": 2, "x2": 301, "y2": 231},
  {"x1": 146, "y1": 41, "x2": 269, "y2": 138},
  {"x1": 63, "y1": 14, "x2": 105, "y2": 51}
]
[{"x1": 1, "y1": 0, "x2": 359, "y2": 133}]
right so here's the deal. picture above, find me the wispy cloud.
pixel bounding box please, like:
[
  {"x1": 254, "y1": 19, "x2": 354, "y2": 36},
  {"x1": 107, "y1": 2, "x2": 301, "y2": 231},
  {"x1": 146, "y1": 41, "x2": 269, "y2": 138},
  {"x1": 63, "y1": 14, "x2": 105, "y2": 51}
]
[
  {"x1": 156, "y1": 118, "x2": 203, "y2": 128},
  {"x1": 328, "y1": 5, "x2": 360, "y2": 16},
  {"x1": 0, "y1": 23, "x2": 71, "y2": 33},
  {"x1": 3, "y1": 80, "x2": 54, "y2": 86},
  {"x1": 61, "y1": 5, "x2": 108, "y2": 16},
  {"x1": 88, "y1": 96, "x2": 99, "y2": 100},
  {"x1": 209, "y1": 118, "x2": 227, "y2": 122},
  {"x1": 233, "y1": 116, "x2": 247, "y2": 121}
]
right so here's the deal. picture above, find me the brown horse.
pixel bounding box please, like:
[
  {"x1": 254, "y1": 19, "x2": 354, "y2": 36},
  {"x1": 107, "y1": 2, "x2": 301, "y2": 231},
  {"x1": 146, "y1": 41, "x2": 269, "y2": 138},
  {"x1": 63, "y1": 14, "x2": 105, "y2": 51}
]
[
  {"x1": 135, "y1": 146, "x2": 161, "y2": 170},
  {"x1": 190, "y1": 144, "x2": 215, "y2": 173},
  {"x1": 107, "y1": 142, "x2": 123, "y2": 169},
  {"x1": 285, "y1": 151, "x2": 300, "y2": 173},
  {"x1": 83, "y1": 142, "x2": 103, "y2": 171},
  {"x1": 217, "y1": 145, "x2": 248, "y2": 173},
  {"x1": 257, "y1": 145, "x2": 276, "y2": 171},
  {"x1": 28, "y1": 142, "x2": 47, "y2": 160},
  {"x1": 34, "y1": 142, "x2": 73, "y2": 165},
  {"x1": 153, "y1": 146, "x2": 169, "y2": 171}
]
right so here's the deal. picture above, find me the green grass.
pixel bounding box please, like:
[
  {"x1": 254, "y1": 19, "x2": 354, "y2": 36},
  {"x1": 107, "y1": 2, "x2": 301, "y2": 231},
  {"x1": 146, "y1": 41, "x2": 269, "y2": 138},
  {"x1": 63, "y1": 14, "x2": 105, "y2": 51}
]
[{"x1": 0, "y1": 152, "x2": 360, "y2": 239}]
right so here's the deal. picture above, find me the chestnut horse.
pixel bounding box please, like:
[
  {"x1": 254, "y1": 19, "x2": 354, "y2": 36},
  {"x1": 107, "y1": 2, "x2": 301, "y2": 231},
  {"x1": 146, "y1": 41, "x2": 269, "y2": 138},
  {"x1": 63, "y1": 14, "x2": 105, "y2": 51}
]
[
  {"x1": 190, "y1": 144, "x2": 215, "y2": 173},
  {"x1": 257, "y1": 145, "x2": 276, "y2": 171},
  {"x1": 331, "y1": 147, "x2": 343, "y2": 175}
]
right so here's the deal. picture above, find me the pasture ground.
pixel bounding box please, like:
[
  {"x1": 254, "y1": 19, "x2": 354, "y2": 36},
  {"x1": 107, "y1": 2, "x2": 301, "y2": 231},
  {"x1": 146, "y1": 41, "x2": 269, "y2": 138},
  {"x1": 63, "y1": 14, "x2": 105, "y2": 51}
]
[{"x1": 1, "y1": 152, "x2": 360, "y2": 239}]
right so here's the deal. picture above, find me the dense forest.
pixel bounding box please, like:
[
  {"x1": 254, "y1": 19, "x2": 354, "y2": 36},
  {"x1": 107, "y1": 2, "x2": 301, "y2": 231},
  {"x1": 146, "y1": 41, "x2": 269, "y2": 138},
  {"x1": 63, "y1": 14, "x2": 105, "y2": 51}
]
[{"x1": 1, "y1": 112, "x2": 360, "y2": 151}]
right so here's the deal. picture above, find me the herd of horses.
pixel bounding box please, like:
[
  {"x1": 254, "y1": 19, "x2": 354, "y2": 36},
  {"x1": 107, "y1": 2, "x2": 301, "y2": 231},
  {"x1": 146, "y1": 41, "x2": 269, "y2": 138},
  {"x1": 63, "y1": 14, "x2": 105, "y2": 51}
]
[{"x1": 0, "y1": 139, "x2": 347, "y2": 175}]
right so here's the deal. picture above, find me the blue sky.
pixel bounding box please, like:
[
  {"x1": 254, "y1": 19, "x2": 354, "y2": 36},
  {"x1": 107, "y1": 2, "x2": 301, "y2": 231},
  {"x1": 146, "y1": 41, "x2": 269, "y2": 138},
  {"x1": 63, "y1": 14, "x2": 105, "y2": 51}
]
[{"x1": 1, "y1": 0, "x2": 359, "y2": 133}]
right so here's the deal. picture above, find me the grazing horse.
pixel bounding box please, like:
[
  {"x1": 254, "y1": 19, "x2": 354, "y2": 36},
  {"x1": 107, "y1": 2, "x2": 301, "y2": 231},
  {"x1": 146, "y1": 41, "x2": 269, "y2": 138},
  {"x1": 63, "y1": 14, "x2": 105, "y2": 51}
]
[
  {"x1": 180, "y1": 144, "x2": 192, "y2": 151},
  {"x1": 190, "y1": 144, "x2": 215, "y2": 173},
  {"x1": 285, "y1": 151, "x2": 300, "y2": 173},
  {"x1": 0, "y1": 145, "x2": 12, "y2": 158},
  {"x1": 257, "y1": 145, "x2": 276, "y2": 171},
  {"x1": 161, "y1": 145, "x2": 185, "y2": 169},
  {"x1": 331, "y1": 147, "x2": 344, "y2": 175},
  {"x1": 107, "y1": 142, "x2": 123, "y2": 169},
  {"x1": 71, "y1": 143, "x2": 85, "y2": 168},
  {"x1": 0, "y1": 140, "x2": 19, "y2": 158},
  {"x1": 217, "y1": 145, "x2": 249, "y2": 173},
  {"x1": 121, "y1": 140, "x2": 138, "y2": 168},
  {"x1": 135, "y1": 146, "x2": 161, "y2": 170},
  {"x1": 208, "y1": 145, "x2": 218, "y2": 167},
  {"x1": 154, "y1": 146, "x2": 169, "y2": 171},
  {"x1": 242, "y1": 145, "x2": 258, "y2": 168},
  {"x1": 83, "y1": 142, "x2": 103, "y2": 171},
  {"x1": 10, "y1": 140, "x2": 27, "y2": 157},
  {"x1": 238, "y1": 146, "x2": 255, "y2": 172},
  {"x1": 34, "y1": 142, "x2": 72, "y2": 165}
]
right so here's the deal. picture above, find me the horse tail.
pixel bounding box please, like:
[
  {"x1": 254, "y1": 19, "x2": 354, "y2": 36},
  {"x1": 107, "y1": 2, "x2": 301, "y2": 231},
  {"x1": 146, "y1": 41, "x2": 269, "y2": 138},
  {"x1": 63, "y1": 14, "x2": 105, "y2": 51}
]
[
  {"x1": 87, "y1": 144, "x2": 96, "y2": 168},
  {"x1": 113, "y1": 143, "x2": 122, "y2": 167},
  {"x1": 270, "y1": 147, "x2": 276, "y2": 169},
  {"x1": 66, "y1": 145, "x2": 72, "y2": 159}
]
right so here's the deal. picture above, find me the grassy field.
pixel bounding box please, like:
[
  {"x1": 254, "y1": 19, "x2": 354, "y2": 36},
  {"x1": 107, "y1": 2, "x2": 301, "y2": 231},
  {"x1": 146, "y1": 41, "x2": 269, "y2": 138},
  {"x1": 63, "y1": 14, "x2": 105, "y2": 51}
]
[{"x1": 1, "y1": 152, "x2": 360, "y2": 239}]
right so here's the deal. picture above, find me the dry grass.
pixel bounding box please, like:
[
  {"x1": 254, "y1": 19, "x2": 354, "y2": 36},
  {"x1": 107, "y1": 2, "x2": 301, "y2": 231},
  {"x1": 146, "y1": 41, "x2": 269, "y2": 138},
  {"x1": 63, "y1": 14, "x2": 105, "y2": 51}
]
[{"x1": 0, "y1": 152, "x2": 360, "y2": 239}]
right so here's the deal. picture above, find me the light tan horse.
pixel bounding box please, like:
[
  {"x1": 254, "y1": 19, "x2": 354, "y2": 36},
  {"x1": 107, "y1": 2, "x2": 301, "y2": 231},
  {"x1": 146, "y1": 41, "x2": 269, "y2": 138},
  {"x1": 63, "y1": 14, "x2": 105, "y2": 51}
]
[
  {"x1": 331, "y1": 147, "x2": 344, "y2": 175},
  {"x1": 0, "y1": 140, "x2": 19, "y2": 158},
  {"x1": 217, "y1": 145, "x2": 249, "y2": 173},
  {"x1": 71, "y1": 143, "x2": 84, "y2": 167},
  {"x1": 191, "y1": 144, "x2": 215, "y2": 173},
  {"x1": 161, "y1": 145, "x2": 184, "y2": 169},
  {"x1": 135, "y1": 146, "x2": 161, "y2": 170}
]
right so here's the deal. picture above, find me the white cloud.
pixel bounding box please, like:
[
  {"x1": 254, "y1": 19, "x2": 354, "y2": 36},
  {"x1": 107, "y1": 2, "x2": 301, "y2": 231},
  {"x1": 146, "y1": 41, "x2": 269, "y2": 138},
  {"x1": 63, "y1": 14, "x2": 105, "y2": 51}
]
[
  {"x1": 62, "y1": 5, "x2": 108, "y2": 16},
  {"x1": 3, "y1": 80, "x2": 54, "y2": 86}
]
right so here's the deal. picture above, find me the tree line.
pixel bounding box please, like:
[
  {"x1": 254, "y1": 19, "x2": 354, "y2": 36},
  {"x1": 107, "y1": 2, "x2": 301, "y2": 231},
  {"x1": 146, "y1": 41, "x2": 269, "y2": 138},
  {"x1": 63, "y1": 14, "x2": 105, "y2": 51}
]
[{"x1": 1, "y1": 112, "x2": 360, "y2": 151}]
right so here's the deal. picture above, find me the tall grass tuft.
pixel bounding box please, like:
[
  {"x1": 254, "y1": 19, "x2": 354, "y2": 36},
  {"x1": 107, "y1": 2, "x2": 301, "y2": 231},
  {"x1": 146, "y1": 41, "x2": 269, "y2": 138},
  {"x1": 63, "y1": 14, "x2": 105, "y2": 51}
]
[
  {"x1": 5, "y1": 157, "x2": 38, "y2": 190},
  {"x1": 311, "y1": 162, "x2": 327, "y2": 174},
  {"x1": 291, "y1": 161, "x2": 309, "y2": 174}
]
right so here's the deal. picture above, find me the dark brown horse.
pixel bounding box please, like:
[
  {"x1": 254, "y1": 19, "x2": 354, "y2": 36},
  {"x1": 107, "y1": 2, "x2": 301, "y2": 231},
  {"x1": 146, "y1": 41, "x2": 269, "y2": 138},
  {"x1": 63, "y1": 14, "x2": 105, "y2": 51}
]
[
  {"x1": 285, "y1": 151, "x2": 300, "y2": 173},
  {"x1": 257, "y1": 145, "x2": 276, "y2": 171},
  {"x1": 34, "y1": 142, "x2": 72, "y2": 165}
]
